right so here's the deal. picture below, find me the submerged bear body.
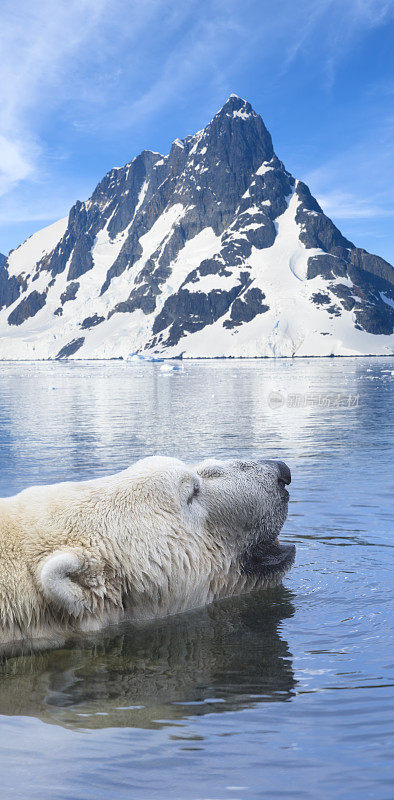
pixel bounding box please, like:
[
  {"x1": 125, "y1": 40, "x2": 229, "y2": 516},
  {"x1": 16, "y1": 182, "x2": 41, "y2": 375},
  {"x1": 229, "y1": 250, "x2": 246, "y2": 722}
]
[{"x1": 0, "y1": 456, "x2": 294, "y2": 651}]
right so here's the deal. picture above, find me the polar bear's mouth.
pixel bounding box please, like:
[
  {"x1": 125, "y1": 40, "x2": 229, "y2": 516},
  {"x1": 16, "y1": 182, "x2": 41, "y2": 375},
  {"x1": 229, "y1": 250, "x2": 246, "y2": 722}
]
[{"x1": 240, "y1": 541, "x2": 296, "y2": 577}]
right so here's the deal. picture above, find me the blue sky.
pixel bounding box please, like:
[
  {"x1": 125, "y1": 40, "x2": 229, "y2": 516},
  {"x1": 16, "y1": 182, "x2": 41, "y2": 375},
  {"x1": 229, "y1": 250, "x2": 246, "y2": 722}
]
[{"x1": 1, "y1": 0, "x2": 394, "y2": 262}]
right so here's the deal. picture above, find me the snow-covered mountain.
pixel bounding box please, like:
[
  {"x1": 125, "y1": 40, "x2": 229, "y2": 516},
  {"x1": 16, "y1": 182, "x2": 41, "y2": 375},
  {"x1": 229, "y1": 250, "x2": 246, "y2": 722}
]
[{"x1": 1, "y1": 94, "x2": 393, "y2": 359}]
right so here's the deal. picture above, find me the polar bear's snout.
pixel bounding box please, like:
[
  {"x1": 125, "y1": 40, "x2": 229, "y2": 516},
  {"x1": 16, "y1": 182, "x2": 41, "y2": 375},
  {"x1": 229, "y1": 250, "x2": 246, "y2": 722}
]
[
  {"x1": 262, "y1": 459, "x2": 291, "y2": 487},
  {"x1": 258, "y1": 459, "x2": 291, "y2": 501},
  {"x1": 195, "y1": 456, "x2": 291, "y2": 543},
  {"x1": 193, "y1": 456, "x2": 294, "y2": 582}
]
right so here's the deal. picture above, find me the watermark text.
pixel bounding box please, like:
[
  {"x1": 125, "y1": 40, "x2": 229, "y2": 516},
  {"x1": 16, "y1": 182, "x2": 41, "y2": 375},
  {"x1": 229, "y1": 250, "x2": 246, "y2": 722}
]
[{"x1": 268, "y1": 391, "x2": 360, "y2": 410}]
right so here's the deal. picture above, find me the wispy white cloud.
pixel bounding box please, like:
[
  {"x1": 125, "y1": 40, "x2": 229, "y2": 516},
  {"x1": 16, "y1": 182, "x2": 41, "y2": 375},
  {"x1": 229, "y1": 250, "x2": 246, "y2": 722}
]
[
  {"x1": 323, "y1": 0, "x2": 394, "y2": 87},
  {"x1": 267, "y1": 0, "x2": 394, "y2": 84},
  {"x1": 0, "y1": 0, "x2": 107, "y2": 195},
  {"x1": 0, "y1": 0, "x2": 243, "y2": 204},
  {"x1": 0, "y1": 134, "x2": 39, "y2": 195},
  {"x1": 304, "y1": 117, "x2": 394, "y2": 225},
  {"x1": 1, "y1": 0, "x2": 394, "y2": 251},
  {"x1": 315, "y1": 190, "x2": 394, "y2": 219},
  {"x1": 0, "y1": 0, "x2": 175, "y2": 196},
  {"x1": 89, "y1": 0, "x2": 394, "y2": 135}
]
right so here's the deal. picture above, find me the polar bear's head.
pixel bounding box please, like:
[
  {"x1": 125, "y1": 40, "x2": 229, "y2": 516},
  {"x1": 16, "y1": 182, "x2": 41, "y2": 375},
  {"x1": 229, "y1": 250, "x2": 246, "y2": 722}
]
[
  {"x1": 111, "y1": 455, "x2": 295, "y2": 616},
  {"x1": 38, "y1": 455, "x2": 294, "y2": 628}
]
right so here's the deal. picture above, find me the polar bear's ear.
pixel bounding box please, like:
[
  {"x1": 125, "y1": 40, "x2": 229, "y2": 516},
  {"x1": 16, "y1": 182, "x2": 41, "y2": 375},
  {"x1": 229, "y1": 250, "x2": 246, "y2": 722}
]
[{"x1": 39, "y1": 550, "x2": 93, "y2": 617}]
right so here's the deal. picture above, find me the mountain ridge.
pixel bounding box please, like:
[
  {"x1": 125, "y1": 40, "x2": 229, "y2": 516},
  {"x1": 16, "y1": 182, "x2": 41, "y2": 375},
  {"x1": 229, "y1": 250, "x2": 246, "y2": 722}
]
[{"x1": 0, "y1": 94, "x2": 393, "y2": 359}]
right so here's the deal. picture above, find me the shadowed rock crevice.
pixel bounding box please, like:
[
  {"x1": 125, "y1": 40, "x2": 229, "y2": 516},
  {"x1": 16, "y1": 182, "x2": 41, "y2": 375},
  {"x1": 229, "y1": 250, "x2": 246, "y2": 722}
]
[
  {"x1": 55, "y1": 337, "x2": 85, "y2": 359},
  {"x1": 0, "y1": 266, "x2": 27, "y2": 310},
  {"x1": 60, "y1": 282, "x2": 79, "y2": 305},
  {"x1": 80, "y1": 314, "x2": 105, "y2": 330},
  {"x1": 8, "y1": 290, "x2": 47, "y2": 326},
  {"x1": 296, "y1": 182, "x2": 353, "y2": 260},
  {"x1": 223, "y1": 288, "x2": 270, "y2": 328},
  {"x1": 150, "y1": 274, "x2": 252, "y2": 348}
]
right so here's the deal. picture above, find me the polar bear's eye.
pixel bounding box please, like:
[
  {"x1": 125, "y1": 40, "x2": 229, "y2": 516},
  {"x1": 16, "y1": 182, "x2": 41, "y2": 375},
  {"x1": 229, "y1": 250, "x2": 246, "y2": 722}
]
[
  {"x1": 198, "y1": 467, "x2": 224, "y2": 479},
  {"x1": 187, "y1": 482, "x2": 200, "y2": 505}
]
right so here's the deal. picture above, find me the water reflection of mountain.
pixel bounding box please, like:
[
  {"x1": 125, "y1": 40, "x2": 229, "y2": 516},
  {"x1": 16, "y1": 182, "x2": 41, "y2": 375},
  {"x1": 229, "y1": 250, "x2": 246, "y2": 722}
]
[{"x1": 0, "y1": 590, "x2": 295, "y2": 730}]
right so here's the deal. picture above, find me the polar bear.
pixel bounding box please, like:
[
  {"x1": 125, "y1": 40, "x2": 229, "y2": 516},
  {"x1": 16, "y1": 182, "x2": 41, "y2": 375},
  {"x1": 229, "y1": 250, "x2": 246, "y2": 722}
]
[{"x1": 0, "y1": 456, "x2": 294, "y2": 651}]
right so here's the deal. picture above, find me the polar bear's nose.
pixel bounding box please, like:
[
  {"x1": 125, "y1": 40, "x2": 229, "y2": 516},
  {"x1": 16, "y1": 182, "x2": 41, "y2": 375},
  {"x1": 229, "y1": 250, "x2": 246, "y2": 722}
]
[
  {"x1": 263, "y1": 460, "x2": 291, "y2": 485},
  {"x1": 276, "y1": 461, "x2": 291, "y2": 485}
]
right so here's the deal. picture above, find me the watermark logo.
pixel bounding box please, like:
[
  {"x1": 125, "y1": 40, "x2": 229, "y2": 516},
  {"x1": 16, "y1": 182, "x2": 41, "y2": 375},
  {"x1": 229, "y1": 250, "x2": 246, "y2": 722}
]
[
  {"x1": 268, "y1": 391, "x2": 360, "y2": 410},
  {"x1": 267, "y1": 391, "x2": 285, "y2": 410}
]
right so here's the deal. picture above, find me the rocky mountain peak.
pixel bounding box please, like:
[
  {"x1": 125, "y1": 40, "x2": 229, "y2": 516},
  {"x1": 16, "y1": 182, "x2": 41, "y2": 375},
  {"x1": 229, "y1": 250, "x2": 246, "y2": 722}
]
[
  {"x1": 202, "y1": 94, "x2": 274, "y2": 163},
  {"x1": 0, "y1": 96, "x2": 393, "y2": 359}
]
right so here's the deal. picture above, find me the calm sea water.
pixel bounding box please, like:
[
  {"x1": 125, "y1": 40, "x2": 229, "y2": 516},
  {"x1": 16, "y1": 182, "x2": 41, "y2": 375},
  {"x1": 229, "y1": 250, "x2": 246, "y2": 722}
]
[{"x1": 0, "y1": 358, "x2": 393, "y2": 800}]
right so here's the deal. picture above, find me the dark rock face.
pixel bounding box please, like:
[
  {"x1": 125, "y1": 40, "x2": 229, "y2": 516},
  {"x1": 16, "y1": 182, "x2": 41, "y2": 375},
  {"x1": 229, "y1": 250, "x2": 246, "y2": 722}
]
[
  {"x1": 326, "y1": 304, "x2": 342, "y2": 317},
  {"x1": 0, "y1": 266, "x2": 26, "y2": 310},
  {"x1": 329, "y1": 284, "x2": 355, "y2": 311},
  {"x1": 151, "y1": 273, "x2": 253, "y2": 347},
  {"x1": 306, "y1": 245, "x2": 394, "y2": 334},
  {"x1": 100, "y1": 232, "x2": 143, "y2": 296},
  {"x1": 311, "y1": 292, "x2": 331, "y2": 305},
  {"x1": 349, "y1": 266, "x2": 394, "y2": 334},
  {"x1": 60, "y1": 282, "x2": 79, "y2": 305},
  {"x1": 0, "y1": 254, "x2": 6, "y2": 267},
  {"x1": 354, "y1": 304, "x2": 394, "y2": 335},
  {"x1": 81, "y1": 314, "x2": 105, "y2": 330},
  {"x1": 55, "y1": 337, "x2": 85, "y2": 359},
  {"x1": 349, "y1": 248, "x2": 394, "y2": 285},
  {"x1": 66, "y1": 208, "x2": 95, "y2": 281},
  {"x1": 191, "y1": 259, "x2": 232, "y2": 282},
  {"x1": 296, "y1": 181, "x2": 394, "y2": 335},
  {"x1": 8, "y1": 290, "x2": 47, "y2": 326},
  {"x1": 223, "y1": 288, "x2": 269, "y2": 328},
  {"x1": 307, "y1": 254, "x2": 348, "y2": 281},
  {"x1": 109, "y1": 284, "x2": 157, "y2": 317},
  {"x1": 296, "y1": 182, "x2": 353, "y2": 259}
]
